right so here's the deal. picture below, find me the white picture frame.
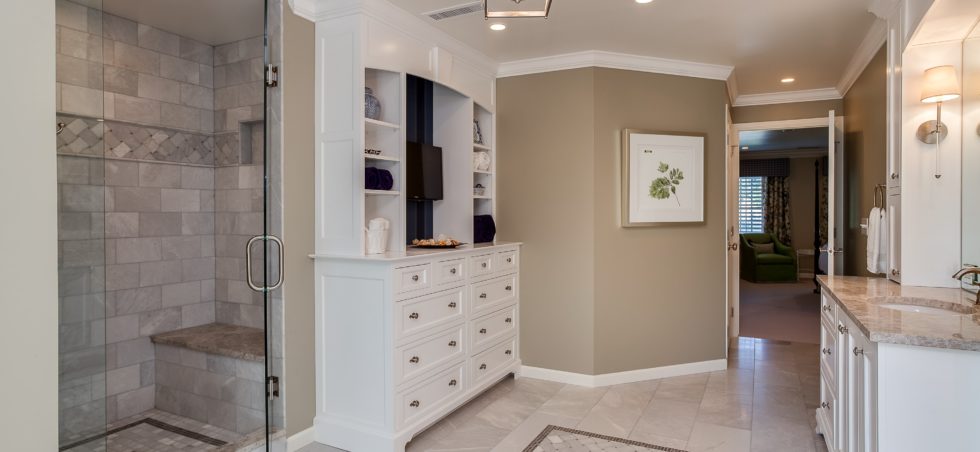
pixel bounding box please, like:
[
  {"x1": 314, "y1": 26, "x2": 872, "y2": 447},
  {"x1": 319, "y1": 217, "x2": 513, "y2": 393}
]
[{"x1": 621, "y1": 129, "x2": 705, "y2": 226}]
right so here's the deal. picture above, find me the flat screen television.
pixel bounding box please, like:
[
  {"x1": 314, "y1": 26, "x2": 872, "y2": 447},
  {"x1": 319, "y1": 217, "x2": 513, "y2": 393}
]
[{"x1": 406, "y1": 141, "x2": 444, "y2": 201}]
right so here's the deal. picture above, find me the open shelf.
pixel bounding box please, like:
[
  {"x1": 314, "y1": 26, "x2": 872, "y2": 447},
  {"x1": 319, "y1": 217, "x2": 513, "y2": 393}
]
[
  {"x1": 473, "y1": 143, "x2": 491, "y2": 151},
  {"x1": 473, "y1": 170, "x2": 492, "y2": 175},
  {"x1": 365, "y1": 154, "x2": 400, "y2": 162},
  {"x1": 365, "y1": 118, "x2": 400, "y2": 130},
  {"x1": 473, "y1": 195, "x2": 492, "y2": 200},
  {"x1": 365, "y1": 189, "x2": 401, "y2": 196}
]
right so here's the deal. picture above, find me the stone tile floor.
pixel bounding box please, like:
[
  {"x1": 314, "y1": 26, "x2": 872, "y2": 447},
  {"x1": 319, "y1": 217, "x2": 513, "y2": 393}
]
[
  {"x1": 300, "y1": 337, "x2": 828, "y2": 452},
  {"x1": 62, "y1": 409, "x2": 243, "y2": 452}
]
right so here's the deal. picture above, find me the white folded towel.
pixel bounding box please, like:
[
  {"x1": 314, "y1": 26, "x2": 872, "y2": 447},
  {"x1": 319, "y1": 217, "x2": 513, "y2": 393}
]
[{"x1": 866, "y1": 207, "x2": 888, "y2": 274}]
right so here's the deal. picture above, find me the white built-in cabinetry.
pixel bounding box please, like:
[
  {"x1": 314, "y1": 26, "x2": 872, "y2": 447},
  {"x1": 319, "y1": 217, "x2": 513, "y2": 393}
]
[
  {"x1": 314, "y1": 245, "x2": 521, "y2": 451},
  {"x1": 308, "y1": 1, "x2": 515, "y2": 450},
  {"x1": 817, "y1": 289, "x2": 980, "y2": 452}
]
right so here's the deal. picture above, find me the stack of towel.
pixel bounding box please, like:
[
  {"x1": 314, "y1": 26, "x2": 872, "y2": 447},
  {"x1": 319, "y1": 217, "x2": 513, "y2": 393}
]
[
  {"x1": 365, "y1": 167, "x2": 394, "y2": 191},
  {"x1": 866, "y1": 207, "x2": 888, "y2": 274}
]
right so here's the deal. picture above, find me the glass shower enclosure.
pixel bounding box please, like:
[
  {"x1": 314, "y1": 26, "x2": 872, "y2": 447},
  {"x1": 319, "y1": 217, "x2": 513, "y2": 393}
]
[{"x1": 55, "y1": 0, "x2": 284, "y2": 449}]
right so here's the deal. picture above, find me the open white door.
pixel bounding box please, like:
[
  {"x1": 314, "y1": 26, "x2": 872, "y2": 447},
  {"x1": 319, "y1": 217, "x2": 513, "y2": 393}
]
[
  {"x1": 725, "y1": 106, "x2": 740, "y2": 340},
  {"x1": 825, "y1": 110, "x2": 846, "y2": 275}
]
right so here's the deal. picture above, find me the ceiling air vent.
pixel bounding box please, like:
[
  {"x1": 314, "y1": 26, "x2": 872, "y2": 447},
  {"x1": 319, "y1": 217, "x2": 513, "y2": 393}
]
[{"x1": 424, "y1": 2, "x2": 484, "y2": 21}]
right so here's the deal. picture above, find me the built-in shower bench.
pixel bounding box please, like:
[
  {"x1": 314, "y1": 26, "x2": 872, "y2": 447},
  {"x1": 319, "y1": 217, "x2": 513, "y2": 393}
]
[{"x1": 149, "y1": 323, "x2": 267, "y2": 435}]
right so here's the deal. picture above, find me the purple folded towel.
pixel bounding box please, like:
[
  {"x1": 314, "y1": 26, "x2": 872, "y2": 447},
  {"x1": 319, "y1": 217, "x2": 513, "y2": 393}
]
[
  {"x1": 378, "y1": 169, "x2": 394, "y2": 190},
  {"x1": 365, "y1": 167, "x2": 381, "y2": 190}
]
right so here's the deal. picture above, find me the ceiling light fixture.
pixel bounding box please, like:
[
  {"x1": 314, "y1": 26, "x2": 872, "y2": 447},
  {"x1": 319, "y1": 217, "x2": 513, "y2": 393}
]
[
  {"x1": 781, "y1": 77, "x2": 796, "y2": 84},
  {"x1": 485, "y1": 0, "x2": 552, "y2": 18},
  {"x1": 636, "y1": 0, "x2": 654, "y2": 3},
  {"x1": 490, "y1": 23, "x2": 507, "y2": 31}
]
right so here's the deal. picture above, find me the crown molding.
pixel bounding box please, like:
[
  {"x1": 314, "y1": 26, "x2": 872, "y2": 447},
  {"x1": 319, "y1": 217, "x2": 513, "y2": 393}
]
[
  {"x1": 726, "y1": 72, "x2": 740, "y2": 105},
  {"x1": 496, "y1": 50, "x2": 734, "y2": 81},
  {"x1": 837, "y1": 18, "x2": 887, "y2": 97},
  {"x1": 733, "y1": 87, "x2": 842, "y2": 107}
]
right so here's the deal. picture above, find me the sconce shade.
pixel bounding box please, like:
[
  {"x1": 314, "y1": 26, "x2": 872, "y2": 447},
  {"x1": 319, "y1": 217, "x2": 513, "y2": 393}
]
[{"x1": 920, "y1": 65, "x2": 961, "y2": 103}]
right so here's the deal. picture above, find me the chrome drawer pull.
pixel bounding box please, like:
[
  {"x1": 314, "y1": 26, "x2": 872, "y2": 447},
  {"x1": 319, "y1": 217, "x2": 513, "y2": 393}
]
[
  {"x1": 482, "y1": 262, "x2": 488, "y2": 268},
  {"x1": 822, "y1": 348, "x2": 832, "y2": 355},
  {"x1": 448, "y1": 301, "x2": 457, "y2": 308},
  {"x1": 823, "y1": 305, "x2": 832, "y2": 312},
  {"x1": 479, "y1": 363, "x2": 487, "y2": 370},
  {"x1": 505, "y1": 317, "x2": 512, "y2": 323},
  {"x1": 506, "y1": 257, "x2": 513, "y2": 263},
  {"x1": 448, "y1": 379, "x2": 457, "y2": 387},
  {"x1": 505, "y1": 285, "x2": 513, "y2": 291},
  {"x1": 480, "y1": 328, "x2": 487, "y2": 334},
  {"x1": 479, "y1": 293, "x2": 487, "y2": 299},
  {"x1": 410, "y1": 400, "x2": 420, "y2": 408},
  {"x1": 409, "y1": 312, "x2": 419, "y2": 320},
  {"x1": 505, "y1": 349, "x2": 512, "y2": 355},
  {"x1": 448, "y1": 340, "x2": 457, "y2": 347},
  {"x1": 853, "y1": 347, "x2": 864, "y2": 356},
  {"x1": 409, "y1": 356, "x2": 420, "y2": 364},
  {"x1": 450, "y1": 268, "x2": 457, "y2": 275},
  {"x1": 821, "y1": 402, "x2": 831, "y2": 409}
]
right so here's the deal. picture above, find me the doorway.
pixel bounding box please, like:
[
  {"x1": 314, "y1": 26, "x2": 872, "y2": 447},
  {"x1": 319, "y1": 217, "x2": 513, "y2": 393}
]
[{"x1": 726, "y1": 114, "x2": 844, "y2": 344}]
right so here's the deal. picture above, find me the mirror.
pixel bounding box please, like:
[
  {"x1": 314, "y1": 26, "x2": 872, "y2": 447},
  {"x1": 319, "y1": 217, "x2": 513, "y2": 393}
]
[{"x1": 963, "y1": 37, "x2": 980, "y2": 289}]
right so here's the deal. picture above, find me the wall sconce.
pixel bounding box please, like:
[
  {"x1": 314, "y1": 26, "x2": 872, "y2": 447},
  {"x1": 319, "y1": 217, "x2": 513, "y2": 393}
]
[{"x1": 916, "y1": 65, "x2": 961, "y2": 179}]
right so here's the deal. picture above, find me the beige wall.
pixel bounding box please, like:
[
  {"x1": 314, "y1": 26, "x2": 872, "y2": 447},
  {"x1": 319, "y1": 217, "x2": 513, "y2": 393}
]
[
  {"x1": 733, "y1": 99, "x2": 843, "y2": 124},
  {"x1": 591, "y1": 69, "x2": 729, "y2": 374},
  {"x1": 788, "y1": 158, "x2": 819, "y2": 251},
  {"x1": 843, "y1": 46, "x2": 887, "y2": 277},
  {"x1": 498, "y1": 68, "x2": 729, "y2": 375},
  {"x1": 0, "y1": 0, "x2": 58, "y2": 448},
  {"x1": 282, "y1": 7, "x2": 317, "y2": 436},
  {"x1": 497, "y1": 69, "x2": 597, "y2": 374}
]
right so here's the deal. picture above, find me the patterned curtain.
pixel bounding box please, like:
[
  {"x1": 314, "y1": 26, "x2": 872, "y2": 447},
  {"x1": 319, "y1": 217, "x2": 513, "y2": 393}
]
[{"x1": 764, "y1": 176, "x2": 792, "y2": 245}]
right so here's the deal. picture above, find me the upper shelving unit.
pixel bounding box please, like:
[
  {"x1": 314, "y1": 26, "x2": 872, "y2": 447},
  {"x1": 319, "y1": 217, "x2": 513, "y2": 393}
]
[{"x1": 365, "y1": 118, "x2": 400, "y2": 130}]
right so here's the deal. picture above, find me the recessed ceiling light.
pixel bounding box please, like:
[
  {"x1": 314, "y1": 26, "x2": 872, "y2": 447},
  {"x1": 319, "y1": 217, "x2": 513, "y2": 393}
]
[
  {"x1": 636, "y1": 0, "x2": 654, "y2": 3},
  {"x1": 490, "y1": 23, "x2": 507, "y2": 31},
  {"x1": 741, "y1": 146, "x2": 749, "y2": 150},
  {"x1": 781, "y1": 77, "x2": 796, "y2": 84}
]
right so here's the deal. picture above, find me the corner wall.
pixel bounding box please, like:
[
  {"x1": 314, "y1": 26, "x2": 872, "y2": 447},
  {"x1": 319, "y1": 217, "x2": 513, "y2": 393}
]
[
  {"x1": 497, "y1": 68, "x2": 729, "y2": 376},
  {"x1": 0, "y1": 0, "x2": 58, "y2": 448}
]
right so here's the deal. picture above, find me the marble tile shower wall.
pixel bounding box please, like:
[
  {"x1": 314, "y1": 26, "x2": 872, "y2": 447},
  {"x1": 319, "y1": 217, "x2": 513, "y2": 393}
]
[{"x1": 55, "y1": 0, "x2": 267, "y2": 433}]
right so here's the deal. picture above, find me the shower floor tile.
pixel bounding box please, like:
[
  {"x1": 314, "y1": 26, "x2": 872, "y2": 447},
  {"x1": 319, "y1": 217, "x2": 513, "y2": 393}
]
[{"x1": 62, "y1": 409, "x2": 244, "y2": 452}]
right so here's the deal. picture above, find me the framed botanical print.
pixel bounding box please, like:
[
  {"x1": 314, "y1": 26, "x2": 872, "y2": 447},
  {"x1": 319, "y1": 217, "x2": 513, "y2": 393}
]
[{"x1": 621, "y1": 129, "x2": 705, "y2": 226}]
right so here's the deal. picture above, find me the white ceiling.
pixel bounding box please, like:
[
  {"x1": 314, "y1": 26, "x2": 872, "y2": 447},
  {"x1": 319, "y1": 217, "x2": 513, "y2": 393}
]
[
  {"x1": 102, "y1": 0, "x2": 264, "y2": 46},
  {"x1": 394, "y1": 0, "x2": 878, "y2": 96}
]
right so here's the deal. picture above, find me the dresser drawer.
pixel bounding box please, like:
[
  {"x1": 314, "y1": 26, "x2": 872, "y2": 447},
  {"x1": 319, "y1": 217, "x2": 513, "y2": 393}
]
[
  {"x1": 396, "y1": 326, "x2": 465, "y2": 386},
  {"x1": 471, "y1": 305, "x2": 517, "y2": 352},
  {"x1": 397, "y1": 363, "x2": 465, "y2": 429},
  {"x1": 820, "y1": 293, "x2": 836, "y2": 325},
  {"x1": 471, "y1": 275, "x2": 517, "y2": 314},
  {"x1": 471, "y1": 337, "x2": 517, "y2": 385},
  {"x1": 470, "y1": 253, "x2": 494, "y2": 278},
  {"x1": 394, "y1": 263, "x2": 431, "y2": 297},
  {"x1": 395, "y1": 288, "x2": 464, "y2": 343},
  {"x1": 433, "y1": 258, "x2": 465, "y2": 286},
  {"x1": 495, "y1": 249, "x2": 519, "y2": 274}
]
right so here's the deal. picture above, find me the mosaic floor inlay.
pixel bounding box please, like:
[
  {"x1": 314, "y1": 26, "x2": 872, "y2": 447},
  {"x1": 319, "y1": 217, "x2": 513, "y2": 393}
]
[
  {"x1": 524, "y1": 425, "x2": 687, "y2": 452},
  {"x1": 61, "y1": 409, "x2": 243, "y2": 452}
]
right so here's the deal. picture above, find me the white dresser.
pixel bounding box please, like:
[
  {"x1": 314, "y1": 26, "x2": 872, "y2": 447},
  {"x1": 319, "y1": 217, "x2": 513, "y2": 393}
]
[{"x1": 313, "y1": 243, "x2": 522, "y2": 451}]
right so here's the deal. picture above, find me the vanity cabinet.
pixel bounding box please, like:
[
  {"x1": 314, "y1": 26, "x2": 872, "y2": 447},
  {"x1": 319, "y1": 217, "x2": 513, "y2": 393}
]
[
  {"x1": 818, "y1": 291, "x2": 878, "y2": 452},
  {"x1": 313, "y1": 244, "x2": 521, "y2": 452}
]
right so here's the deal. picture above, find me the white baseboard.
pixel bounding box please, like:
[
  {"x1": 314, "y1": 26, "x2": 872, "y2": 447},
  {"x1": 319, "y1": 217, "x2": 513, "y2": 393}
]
[
  {"x1": 286, "y1": 427, "x2": 315, "y2": 452},
  {"x1": 520, "y1": 358, "x2": 727, "y2": 388}
]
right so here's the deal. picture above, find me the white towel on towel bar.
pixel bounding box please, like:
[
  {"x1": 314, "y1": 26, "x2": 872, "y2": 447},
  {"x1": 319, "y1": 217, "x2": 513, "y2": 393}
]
[{"x1": 866, "y1": 207, "x2": 888, "y2": 274}]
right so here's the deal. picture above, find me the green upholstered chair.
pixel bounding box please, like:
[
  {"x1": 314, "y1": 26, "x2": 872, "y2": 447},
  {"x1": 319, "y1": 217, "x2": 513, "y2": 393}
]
[{"x1": 740, "y1": 232, "x2": 797, "y2": 283}]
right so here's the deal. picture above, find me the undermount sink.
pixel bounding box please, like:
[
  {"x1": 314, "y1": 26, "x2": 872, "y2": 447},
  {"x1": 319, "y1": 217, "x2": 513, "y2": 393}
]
[{"x1": 869, "y1": 296, "x2": 976, "y2": 316}]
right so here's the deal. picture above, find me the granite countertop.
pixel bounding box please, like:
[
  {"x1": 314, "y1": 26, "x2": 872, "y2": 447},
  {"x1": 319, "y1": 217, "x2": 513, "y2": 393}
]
[
  {"x1": 150, "y1": 323, "x2": 265, "y2": 361},
  {"x1": 310, "y1": 241, "x2": 523, "y2": 262},
  {"x1": 818, "y1": 275, "x2": 980, "y2": 351}
]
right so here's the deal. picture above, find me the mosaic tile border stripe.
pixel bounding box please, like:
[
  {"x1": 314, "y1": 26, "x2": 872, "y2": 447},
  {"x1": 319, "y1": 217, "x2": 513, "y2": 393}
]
[
  {"x1": 59, "y1": 417, "x2": 230, "y2": 451},
  {"x1": 523, "y1": 425, "x2": 688, "y2": 452},
  {"x1": 57, "y1": 115, "x2": 216, "y2": 166}
]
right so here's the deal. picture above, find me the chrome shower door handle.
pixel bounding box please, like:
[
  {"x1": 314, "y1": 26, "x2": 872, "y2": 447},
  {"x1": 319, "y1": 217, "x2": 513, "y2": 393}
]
[{"x1": 246, "y1": 235, "x2": 285, "y2": 293}]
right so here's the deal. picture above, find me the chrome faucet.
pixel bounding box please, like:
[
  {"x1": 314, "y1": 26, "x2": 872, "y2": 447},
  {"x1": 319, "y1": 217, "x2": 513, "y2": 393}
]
[{"x1": 952, "y1": 266, "x2": 980, "y2": 305}]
